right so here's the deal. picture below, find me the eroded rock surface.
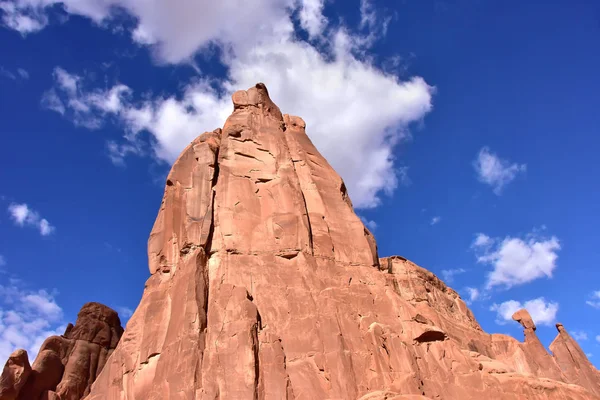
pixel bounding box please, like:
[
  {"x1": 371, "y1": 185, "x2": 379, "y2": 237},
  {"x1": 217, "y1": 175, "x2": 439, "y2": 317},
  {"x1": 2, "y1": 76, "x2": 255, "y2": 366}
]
[
  {"x1": 78, "y1": 83, "x2": 599, "y2": 399},
  {"x1": 0, "y1": 303, "x2": 123, "y2": 400}
]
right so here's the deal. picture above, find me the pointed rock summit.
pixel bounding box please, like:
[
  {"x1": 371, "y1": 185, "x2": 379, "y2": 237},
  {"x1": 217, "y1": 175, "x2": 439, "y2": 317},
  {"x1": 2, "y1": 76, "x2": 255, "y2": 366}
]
[{"x1": 4, "y1": 84, "x2": 598, "y2": 399}]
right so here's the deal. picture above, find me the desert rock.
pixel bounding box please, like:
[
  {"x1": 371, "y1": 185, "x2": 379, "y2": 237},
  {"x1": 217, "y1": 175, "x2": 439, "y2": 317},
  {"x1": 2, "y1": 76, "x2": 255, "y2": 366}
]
[
  {"x1": 0, "y1": 303, "x2": 123, "y2": 400},
  {"x1": 77, "y1": 83, "x2": 600, "y2": 399}
]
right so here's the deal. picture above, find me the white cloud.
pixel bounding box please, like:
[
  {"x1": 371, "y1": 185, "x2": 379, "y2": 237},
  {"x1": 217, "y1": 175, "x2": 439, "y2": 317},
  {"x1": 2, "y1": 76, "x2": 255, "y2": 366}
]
[
  {"x1": 8, "y1": 203, "x2": 55, "y2": 236},
  {"x1": 0, "y1": 283, "x2": 65, "y2": 363},
  {"x1": 571, "y1": 331, "x2": 588, "y2": 341},
  {"x1": 474, "y1": 230, "x2": 560, "y2": 289},
  {"x1": 490, "y1": 297, "x2": 558, "y2": 326},
  {"x1": 116, "y1": 306, "x2": 133, "y2": 319},
  {"x1": 359, "y1": 0, "x2": 377, "y2": 29},
  {"x1": 472, "y1": 233, "x2": 492, "y2": 248},
  {"x1": 596, "y1": 335, "x2": 600, "y2": 344},
  {"x1": 441, "y1": 268, "x2": 465, "y2": 283},
  {"x1": 41, "y1": 89, "x2": 66, "y2": 115},
  {"x1": 1, "y1": 0, "x2": 299, "y2": 62},
  {"x1": 430, "y1": 216, "x2": 441, "y2": 225},
  {"x1": 360, "y1": 217, "x2": 377, "y2": 231},
  {"x1": 587, "y1": 353, "x2": 593, "y2": 358},
  {"x1": 464, "y1": 287, "x2": 479, "y2": 304},
  {"x1": 298, "y1": 0, "x2": 327, "y2": 38},
  {"x1": 586, "y1": 291, "x2": 600, "y2": 309},
  {"x1": 0, "y1": 255, "x2": 5, "y2": 266},
  {"x1": 358, "y1": 0, "x2": 393, "y2": 46},
  {"x1": 0, "y1": 1, "x2": 47, "y2": 34},
  {"x1": 474, "y1": 147, "x2": 526, "y2": 194},
  {"x1": 42, "y1": 7, "x2": 434, "y2": 208}
]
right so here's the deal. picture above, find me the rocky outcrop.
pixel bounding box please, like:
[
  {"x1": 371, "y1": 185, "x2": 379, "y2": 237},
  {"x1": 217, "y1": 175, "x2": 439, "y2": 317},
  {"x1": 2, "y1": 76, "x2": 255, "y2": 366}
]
[
  {"x1": 76, "y1": 83, "x2": 600, "y2": 399},
  {"x1": 0, "y1": 303, "x2": 123, "y2": 400},
  {"x1": 551, "y1": 323, "x2": 600, "y2": 395},
  {"x1": 0, "y1": 350, "x2": 31, "y2": 400}
]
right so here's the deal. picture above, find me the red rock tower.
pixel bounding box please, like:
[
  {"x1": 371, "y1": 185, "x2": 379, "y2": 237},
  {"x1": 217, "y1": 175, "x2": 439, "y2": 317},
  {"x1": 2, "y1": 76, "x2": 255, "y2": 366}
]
[{"x1": 77, "y1": 84, "x2": 600, "y2": 399}]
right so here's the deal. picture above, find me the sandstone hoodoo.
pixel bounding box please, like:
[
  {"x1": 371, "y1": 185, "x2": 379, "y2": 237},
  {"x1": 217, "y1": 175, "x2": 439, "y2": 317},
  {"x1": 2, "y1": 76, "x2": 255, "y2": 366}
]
[
  {"x1": 3, "y1": 83, "x2": 599, "y2": 399},
  {"x1": 0, "y1": 302, "x2": 124, "y2": 400}
]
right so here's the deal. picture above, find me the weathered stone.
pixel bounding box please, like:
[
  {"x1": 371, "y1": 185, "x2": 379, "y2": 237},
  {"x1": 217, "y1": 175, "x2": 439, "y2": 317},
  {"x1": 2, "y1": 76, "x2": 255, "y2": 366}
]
[
  {"x1": 76, "y1": 83, "x2": 600, "y2": 400},
  {"x1": 0, "y1": 303, "x2": 123, "y2": 400},
  {"x1": 0, "y1": 350, "x2": 31, "y2": 400}
]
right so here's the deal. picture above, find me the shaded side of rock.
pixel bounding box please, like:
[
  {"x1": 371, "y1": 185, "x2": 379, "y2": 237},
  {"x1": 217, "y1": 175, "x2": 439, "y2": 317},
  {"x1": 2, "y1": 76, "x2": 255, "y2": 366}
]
[
  {"x1": 0, "y1": 350, "x2": 31, "y2": 400},
  {"x1": 0, "y1": 303, "x2": 123, "y2": 400}
]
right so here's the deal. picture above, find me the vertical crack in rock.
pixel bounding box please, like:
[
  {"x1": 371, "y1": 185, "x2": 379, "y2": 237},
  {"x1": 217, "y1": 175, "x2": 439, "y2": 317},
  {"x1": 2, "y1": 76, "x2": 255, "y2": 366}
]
[
  {"x1": 289, "y1": 157, "x2": 314, "y2": 256},
  {"x1": 253, "y1": 309, "x2": 261, "y2": 400}
]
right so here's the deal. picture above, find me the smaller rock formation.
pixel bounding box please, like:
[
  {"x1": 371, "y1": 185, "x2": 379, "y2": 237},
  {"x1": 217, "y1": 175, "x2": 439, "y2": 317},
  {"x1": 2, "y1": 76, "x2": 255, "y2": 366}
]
[
  {"x1": 0, "y1": 350, "x2": 31, "y2": 400},
  {"x1": 551, "y1": 322, "x2": 600, "y2": 396},
  {"x1": 0, "y1": 302, "x2": 124, "y2": 400},
  {"x1": 509, "y1": 309, "x2": 564, "y2": 380}
]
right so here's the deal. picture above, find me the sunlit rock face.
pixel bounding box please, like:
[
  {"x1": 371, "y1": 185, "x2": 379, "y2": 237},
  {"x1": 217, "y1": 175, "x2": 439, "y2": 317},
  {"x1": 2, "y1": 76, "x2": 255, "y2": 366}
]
[{"x1": 13, "y1": 83, "x2": 593, "y2": 400}]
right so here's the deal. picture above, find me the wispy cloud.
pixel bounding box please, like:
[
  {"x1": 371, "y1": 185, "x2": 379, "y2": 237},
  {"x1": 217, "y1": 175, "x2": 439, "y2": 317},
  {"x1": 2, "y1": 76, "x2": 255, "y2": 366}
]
[
  {"x1": 8, "y1": 203, "x2": 55, "y2": 236},
  {"x1": 464, "y1": 287, "x2": 480, "y2": 304},
  {"x1": 116, "y1": 306, "x2": 133, "y2": 320},
  {"x1": 473, "y1": 147, "x2": 526, "y2": 194},
  {"x1": 0, "y1": 66, "x2": 29, "y2": 80},
  {"x1": 430, "y1": 216, "x2": 441, "y2": 225},
  {"x1": 586, "y1": 291, "x2": 600, "y2": 309},
  {"x1": 571, "y1": 331, "x2": 588, "y2": 341},
  {"x1": 0, "y1": 282, "x2": 66, "y2": 362},
  {"x1": 441, "y1": 268, "x2": 465, "y2": 283},
  {"x1": 360, "y1": 217, "x2": 378, "y2": 231}
]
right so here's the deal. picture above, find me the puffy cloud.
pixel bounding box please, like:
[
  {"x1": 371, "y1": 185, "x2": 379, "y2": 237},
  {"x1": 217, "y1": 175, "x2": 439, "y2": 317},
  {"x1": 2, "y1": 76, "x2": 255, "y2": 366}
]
[
  {"x1": 596, "y1": 335, "x2": 600, "y2": 343},
  {"x1": 472, "y1": 233, "x2": 492, "y2": 248},
  {"x1": 7, "y1": 203, "x2": 55, "y2": 236},
  {"x1": 490, "y1": 297, "x2": 558, "y2": 326},
  {"x1": 441, "y1": 268, "x2": 465, "y2": 283},
  {"x1": 42, "y1": 7, "x2": 433, "y2": 208},
  {"x1": 430, "y1": 216, "x2": 441, "y2": 225},
  {"x1": 473, "y1": 230, "x2": 560, "y2": 289},
  {"x1": 474, "y1": 147, "x2": 526, "y2": 194},
  {"x1": 1, "y1": 0, "x2": 299, "y2": 63},
  {"x1": 586, "y1": 291, "x2": 600, "y2": 309},
  {"x1": 0, "y1": 283, "x2": 65, "y2": 362}
]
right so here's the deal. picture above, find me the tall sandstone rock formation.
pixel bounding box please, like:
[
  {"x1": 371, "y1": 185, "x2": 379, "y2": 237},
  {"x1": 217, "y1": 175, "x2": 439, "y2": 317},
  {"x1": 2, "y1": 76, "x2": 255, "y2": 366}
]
[
  {"x1": 76, "y1": 83, "x2": 600, "y2": 399},
  {"x1": 0, "y1": 302, "x2": 123, "y2": 400}
]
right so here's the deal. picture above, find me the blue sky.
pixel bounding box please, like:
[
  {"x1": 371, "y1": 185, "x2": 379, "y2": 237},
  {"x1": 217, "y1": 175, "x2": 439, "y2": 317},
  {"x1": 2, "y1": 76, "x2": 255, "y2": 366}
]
[{"x1": 1, "y1": 0, "x2": 599, "y2": 365}]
